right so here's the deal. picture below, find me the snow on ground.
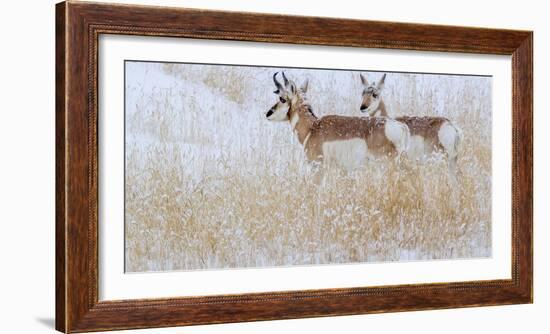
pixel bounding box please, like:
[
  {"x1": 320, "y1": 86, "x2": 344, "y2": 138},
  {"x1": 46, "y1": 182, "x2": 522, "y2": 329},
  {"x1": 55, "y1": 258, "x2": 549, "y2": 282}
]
[{"x1": 124, "y1": 61, "x2": 492, "y2": 272}]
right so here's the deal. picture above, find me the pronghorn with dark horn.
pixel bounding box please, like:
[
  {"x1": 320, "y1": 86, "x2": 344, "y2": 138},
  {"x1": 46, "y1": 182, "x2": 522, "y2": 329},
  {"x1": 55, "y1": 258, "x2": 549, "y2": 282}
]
[
  {"x1": 359, "y1": 73, "x2": 462, "y2": 176},
  {"x1": 266, "y1": 72, "x2": 410, "y2": 168}
]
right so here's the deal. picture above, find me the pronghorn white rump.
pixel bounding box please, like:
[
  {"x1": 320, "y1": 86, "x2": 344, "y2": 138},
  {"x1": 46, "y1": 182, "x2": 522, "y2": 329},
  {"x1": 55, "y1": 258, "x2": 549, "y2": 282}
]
[
  {"x1": 267, "y1": 72, "x2": 410, "y2": 168},
  {"x1": 360, "y1": 73, "x2": 463, "y2": 175}
]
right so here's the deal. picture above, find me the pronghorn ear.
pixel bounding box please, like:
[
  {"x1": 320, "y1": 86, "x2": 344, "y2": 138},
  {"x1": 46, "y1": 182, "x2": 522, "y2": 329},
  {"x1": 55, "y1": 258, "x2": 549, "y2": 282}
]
[
  {"x1": 360, "y1": 73, "x2": 368, "y2": 86},
  {"x1": 300, "y1": 79, "x2": 309, "y2": 93},
  {"x1": 377, "y1": 73, "x2": 386, "y2": 90},
  {"x1": 290, "y1": 82, "x2": 296, "y2": 94}
]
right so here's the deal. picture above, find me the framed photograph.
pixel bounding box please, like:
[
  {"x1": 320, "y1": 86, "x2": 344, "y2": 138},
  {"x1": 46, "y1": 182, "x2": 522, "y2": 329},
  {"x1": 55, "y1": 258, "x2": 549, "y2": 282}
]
[{"x1": 56, "y1": 1, "x2": 532, "y2": 332}]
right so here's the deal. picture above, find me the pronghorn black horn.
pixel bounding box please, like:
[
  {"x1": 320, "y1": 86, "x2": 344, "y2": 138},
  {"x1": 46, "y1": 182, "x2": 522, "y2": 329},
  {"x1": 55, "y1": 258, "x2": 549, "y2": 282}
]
[
  {"x1": 273, "y1": 72, "x2": 283, "y2": 92},
  {"x1": 282, "y1": 71, "x2": 290, "y2": 87}
]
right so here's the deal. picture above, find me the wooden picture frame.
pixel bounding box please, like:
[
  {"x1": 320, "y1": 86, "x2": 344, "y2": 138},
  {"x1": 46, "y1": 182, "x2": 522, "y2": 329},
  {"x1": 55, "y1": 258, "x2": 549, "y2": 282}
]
[{"x1": 56, "y1": 1, "x2": 533, "y2": 332}]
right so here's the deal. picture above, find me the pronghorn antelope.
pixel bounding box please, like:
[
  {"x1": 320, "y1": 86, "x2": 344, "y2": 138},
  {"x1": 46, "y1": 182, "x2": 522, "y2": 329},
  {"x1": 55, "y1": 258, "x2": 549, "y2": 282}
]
[
  {"x1": 359, "y1": 73, "x2": 462, "y2": 176},
  {"x1": 266, "y1": 72, "x2": 410, "y2": 169}
]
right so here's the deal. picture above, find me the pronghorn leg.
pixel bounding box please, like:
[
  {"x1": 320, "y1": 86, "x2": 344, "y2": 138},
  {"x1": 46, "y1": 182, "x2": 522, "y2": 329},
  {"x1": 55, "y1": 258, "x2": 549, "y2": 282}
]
[
  {"x1": 447, "y1": 154, "x2": 462, "y2": 208},
  {"x1": 448, "y1": 155, "x2": 458, "y2": 183},
  {"x1": 312, "y1": 168, "x2": 323, "y2": 186},
  {"x1": 311, "y1": 158, "x2": 325, "y2": 187},
  {"x1": 438, "y1": 122, "x2": 461, "y2": 183}
]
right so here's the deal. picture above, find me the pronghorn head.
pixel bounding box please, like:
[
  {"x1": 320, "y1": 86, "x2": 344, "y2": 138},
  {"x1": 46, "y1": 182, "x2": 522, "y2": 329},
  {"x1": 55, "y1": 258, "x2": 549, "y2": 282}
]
[
  {"x1": 266, "y1": 72, "x2": 308, "y2": 121},
  {"x1": 360, "y1": 73, "x2": 386, "y2": 116}
]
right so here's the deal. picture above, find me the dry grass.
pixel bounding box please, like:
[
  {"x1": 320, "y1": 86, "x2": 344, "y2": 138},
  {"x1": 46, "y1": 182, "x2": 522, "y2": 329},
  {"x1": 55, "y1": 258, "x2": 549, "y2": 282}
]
[{"x1": 124, "y1": 62, "x2": 492, "y2": 272}]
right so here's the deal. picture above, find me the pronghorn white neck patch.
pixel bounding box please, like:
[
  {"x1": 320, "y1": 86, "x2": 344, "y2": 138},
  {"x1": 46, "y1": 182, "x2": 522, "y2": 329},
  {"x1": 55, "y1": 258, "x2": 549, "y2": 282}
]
[
  {"x1": 303, "y1": 132, "x2": 311, "y2": 147},
  {"x1": 367, "y1": 99, "x2": 381, "y2": 116},
  {"x1": 290, "y1": 112, "x2": 300, "y2": 130}
]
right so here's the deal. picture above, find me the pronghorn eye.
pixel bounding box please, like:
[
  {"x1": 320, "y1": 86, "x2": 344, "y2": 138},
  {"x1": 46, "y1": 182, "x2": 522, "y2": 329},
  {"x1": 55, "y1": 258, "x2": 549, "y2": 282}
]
[
  {"x1": 372, "y1": 93, "x2": 379, "y2": 98},
  {"x1": 280, "y1": 97, "x2": 287, "y2": 103}
]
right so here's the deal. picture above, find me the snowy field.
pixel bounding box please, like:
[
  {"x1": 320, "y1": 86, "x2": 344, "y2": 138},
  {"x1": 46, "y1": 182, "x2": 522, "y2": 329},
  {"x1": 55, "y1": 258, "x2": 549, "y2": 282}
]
[{"x1": 124, "y1": 61, "x2": 492, "y2": 272}]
